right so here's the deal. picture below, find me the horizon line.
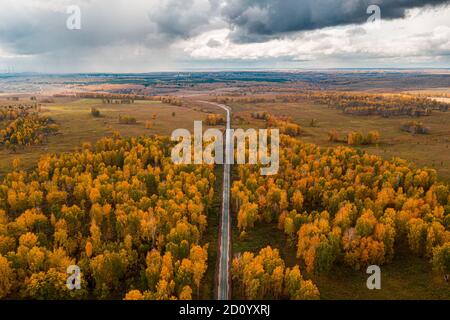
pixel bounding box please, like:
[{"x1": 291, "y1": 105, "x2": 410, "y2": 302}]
[{"x1": 1, "y1": 67, "x2": 450, "y2": 76}]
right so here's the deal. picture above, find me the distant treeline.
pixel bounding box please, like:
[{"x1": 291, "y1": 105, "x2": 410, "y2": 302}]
[
  {"x1": 54, "y1": 93, "x2": 151, "y2": 101},
  {"x1": 251, "y1": 112, "x2": 302, "y2": 137},
  {"x1": 212, "y1": 91, "x2": 449, "y2": 117},
  {"x1": 160, "y1": 96, "x2": 183, "y2": 106},
  {"x1": 307, "y1": 92, "x2": 448, "y2": 117},
  {"x1": 54, "y1": 93, "x2": 189, "y2": 107},
  {"x1": 102, "y1": 99, "x2": 135, "y2": 104},
  {"x1": 327, "y1": 130, "x2": 380, "y2": 145}
]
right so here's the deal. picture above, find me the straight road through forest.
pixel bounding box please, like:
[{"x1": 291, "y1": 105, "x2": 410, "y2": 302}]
[{"x1": 199, "y1": 101, "x2": 231, "y2": 300}]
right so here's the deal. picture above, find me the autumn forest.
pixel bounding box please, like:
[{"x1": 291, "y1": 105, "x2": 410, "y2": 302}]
[{"x1": 0, "y1": 81, "x2": 448, "y2": 302}]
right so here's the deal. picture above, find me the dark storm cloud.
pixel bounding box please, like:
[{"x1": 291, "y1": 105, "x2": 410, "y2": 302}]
[
  {"x1": 1, "y1": 0, "x2": 447, "y2": 55},
  {"x1": 149, "y1": 0, "x2": 223, "y2": 38},
  {"x1": 221, "y1": 0, "x2": 450, "y2": 42}
]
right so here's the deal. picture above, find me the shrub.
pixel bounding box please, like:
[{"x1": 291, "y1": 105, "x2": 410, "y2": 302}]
[
  {"x1": 91, "y1": 108, "x2": 101, "y2": 117},
  {"x1": 347, "y1": 131, "x2": 380, "y2": 145},
  {"x1": 401, "y1": 121, "x2": 430, "y2": 134},
  {"x1": 365, "y1": 130, "x2": 380, "y2": 144},
  {"x1": 119, "y1": 115, "x2": 137, "y2": 125},
  {"x1": 328, "y1": 130, "x2": 340, "y2": 142},
  {"x1": 347, "y1": 132, "x2": 364, "y2": 146},
  {"x1": 205, "y1": 114, "x2": 225, "y2": 126}
]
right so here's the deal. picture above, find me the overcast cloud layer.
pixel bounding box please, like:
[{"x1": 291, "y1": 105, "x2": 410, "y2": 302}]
[
  {"x1": 0, "y1": 0, "x2": 449, "y2": 72},
  {"x1": 221, "y1": 0, "x2": 449, "y2": 42}
]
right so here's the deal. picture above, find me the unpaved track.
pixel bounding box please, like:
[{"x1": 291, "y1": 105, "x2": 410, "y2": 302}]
[{"x1": 199, "y1": 101, "x2": 231, "y2": 300}]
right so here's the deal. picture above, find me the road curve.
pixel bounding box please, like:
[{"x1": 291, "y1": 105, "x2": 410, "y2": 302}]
[{"x1": 199, "y1": 101, "x2": 231, "y2": 300}]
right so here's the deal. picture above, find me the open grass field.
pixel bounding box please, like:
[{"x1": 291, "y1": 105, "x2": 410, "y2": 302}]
[
  {"x1": 228, "y1": 100, "x2": 450, "y2": 182},
  {"x1": 0, "y1": 97, "x2": 211, "y2": 176}
]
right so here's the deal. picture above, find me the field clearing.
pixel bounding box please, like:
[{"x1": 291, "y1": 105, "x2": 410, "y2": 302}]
[
  {"x1": 432, "y1": 97, "x2": 450, "y2": 103},
  {"x1": 404, "y1": 88, "x2": 450, "y2": 95},
  {"x1": 229, "y1": 101, "x2": 450, "y2": 182},
  {"x1": 0, "y1": 98, "x2": 211, "y2": 175}
]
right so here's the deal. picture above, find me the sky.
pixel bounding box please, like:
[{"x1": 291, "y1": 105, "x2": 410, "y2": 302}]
[{"x1": 0, "y1": 0, "x2": 449, "y2": 73}]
